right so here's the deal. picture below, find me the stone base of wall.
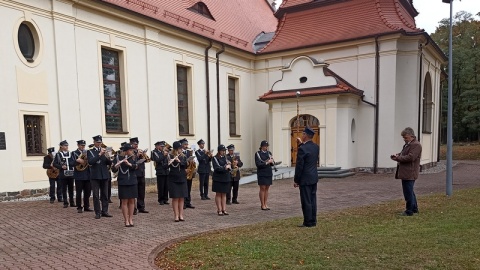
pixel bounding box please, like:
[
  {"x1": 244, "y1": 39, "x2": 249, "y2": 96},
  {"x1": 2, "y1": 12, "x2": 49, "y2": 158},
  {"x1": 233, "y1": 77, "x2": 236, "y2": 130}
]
[
  {"x1": 355, "y1": 162, "x2": 438, "y2": 174},
  {"x1": 0, "y1": 188, "x2": 49, "y2": 201}
]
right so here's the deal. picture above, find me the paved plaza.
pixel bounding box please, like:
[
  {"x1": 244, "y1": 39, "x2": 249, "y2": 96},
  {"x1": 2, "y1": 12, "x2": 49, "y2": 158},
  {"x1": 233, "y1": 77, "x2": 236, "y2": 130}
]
[{"x1": 0, "y1": 161, "x2": 479, "y2": 269}]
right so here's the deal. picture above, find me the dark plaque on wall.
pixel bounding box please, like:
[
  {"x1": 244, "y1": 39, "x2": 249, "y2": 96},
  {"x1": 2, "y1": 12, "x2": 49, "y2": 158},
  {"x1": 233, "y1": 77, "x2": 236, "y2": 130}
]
[{"x1": 0, "y1": 132, "x2": 5, "y2": 150}]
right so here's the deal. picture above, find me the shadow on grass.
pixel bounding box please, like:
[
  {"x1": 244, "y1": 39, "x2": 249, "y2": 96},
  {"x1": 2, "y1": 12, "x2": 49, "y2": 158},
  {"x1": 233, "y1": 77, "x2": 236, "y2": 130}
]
[{"x1": 155, "y1": 188, "x2": 480, "y2": 270}]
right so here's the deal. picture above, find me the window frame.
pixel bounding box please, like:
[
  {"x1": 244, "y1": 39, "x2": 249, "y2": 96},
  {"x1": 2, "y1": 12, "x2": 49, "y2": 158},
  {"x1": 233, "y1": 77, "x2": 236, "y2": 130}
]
[
  {"x1": 422, "y1": 73, "x2": 433, "y2": 134},
  {"x1": 176, "y1": 64, "x2": 195, "y2": 136},
  {"x1": 228, "y1": 77, "x2": 240, "y2": 136},
  {"x1": 23, "y1": 115, "x2": 45, "y2": 156}
]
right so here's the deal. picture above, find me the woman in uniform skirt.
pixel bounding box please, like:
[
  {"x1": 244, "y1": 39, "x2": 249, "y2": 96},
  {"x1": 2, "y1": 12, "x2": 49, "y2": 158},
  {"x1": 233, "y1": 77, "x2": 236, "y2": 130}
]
[
  {"x1": 212, "y1": 144, "x2": 232, "y2": 216},
  {"x1": 113, "y1": 143, "x2": 138, "y2": 227},
  {"x1": 167, "y1": 141, "x2": 188, "y2": 222},
  {"x1": 255, "y1": 140, "x2": 274, "y2": 210}
]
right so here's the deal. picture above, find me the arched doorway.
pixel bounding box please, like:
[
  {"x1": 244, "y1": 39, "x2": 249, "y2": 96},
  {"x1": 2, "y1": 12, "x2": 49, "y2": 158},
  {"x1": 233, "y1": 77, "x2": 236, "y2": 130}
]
[{"x1": 290, "y1": 114, "x2": 320, "y2": 166}]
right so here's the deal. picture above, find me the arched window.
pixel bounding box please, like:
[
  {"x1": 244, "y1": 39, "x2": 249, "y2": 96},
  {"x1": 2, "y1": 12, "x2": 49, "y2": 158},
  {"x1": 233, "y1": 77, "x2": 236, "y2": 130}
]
[{"x1": 422, "y1": 72, "x2": 433, "y2": 133}]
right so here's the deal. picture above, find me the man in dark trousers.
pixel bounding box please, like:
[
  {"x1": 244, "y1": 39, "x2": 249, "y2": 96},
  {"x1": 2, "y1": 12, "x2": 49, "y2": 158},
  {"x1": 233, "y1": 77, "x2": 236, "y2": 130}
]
[
  {"x1": 294, "y1": 127, "x2": 320, "y2": 227},
  {"x1": 72, "y1": 140, "x2": 93, "y2": 213},
  {"x1": 151, "y1": 141, "x2": 169, "y2": 205},
  {"x1": 226, "y1": 144, "x2": 243, "y2": 204},
  {"x1": 130, "y1": 137, "x2": 149, "y2": 214},
  {"x1": 181, "y1": 138, "x2": 196, "y2": 209},
  {"x1": 43, "y1": 147, "x2": 62, "y2": 203},
  {"x1": 88, "y1": 135, "x2": 113, "y2": 219},
  {"x1": 195, "y1": 139, "x2": 211, "y2": 200},
  {"x1": 53, "y1": 140, "x2": 76, "y2": 208}
]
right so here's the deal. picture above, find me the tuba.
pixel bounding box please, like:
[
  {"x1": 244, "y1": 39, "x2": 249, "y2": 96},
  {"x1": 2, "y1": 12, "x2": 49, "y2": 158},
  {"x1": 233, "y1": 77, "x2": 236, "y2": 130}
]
[
  {"x1": 75, "y1": 150, "x2": 89, "y2": 171},
  {"x1": 186, "y1": 157, "x2": 197, "y2": 179}
]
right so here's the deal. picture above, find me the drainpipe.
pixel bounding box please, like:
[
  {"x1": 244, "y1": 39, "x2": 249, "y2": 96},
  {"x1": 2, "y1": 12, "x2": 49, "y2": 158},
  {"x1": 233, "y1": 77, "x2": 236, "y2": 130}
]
[
  {"x1": 205, "y1": 40, "x2": 213, "y2": 150},
  {"x1": 417, "y1": 43, "x2": 424, "y2": 142},
  {"x1": 216, "y1": 44, "x2": 225, "y2": 146},
  {"x1": 373, "y1": 36, "x2": 380, "y2": 174},
  {"x1": 438, "y1": 79, "x2": 442, "y2": 162}
]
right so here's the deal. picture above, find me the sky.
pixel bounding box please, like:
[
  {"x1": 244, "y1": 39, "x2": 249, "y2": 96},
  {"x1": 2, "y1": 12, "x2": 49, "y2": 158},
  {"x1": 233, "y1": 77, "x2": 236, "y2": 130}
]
[{"x1": 276, "y1": 0, "x2": 480, "y2": 34}]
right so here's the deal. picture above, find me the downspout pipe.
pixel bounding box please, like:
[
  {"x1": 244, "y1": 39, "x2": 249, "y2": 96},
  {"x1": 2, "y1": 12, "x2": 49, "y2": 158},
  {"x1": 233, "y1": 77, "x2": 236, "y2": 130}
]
[
  {"x1": 417, "y1": 43, "x2": 424, "y2": 142},
  {"x1": 373, "y1": 36, "x2": 380, "y2": 174},
  {"x1": 216, "y1": 44, "x2": 225, "y2": 146},
  {"x1": 205, "y1": 40, "x2": 213, "y2": 150}
]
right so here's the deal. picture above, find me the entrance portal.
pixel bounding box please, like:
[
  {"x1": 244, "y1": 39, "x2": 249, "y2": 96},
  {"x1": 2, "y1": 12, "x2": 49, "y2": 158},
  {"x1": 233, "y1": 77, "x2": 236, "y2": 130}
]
[{"x1": 290, "y1": 114, "x2": 320, "y2": 166}]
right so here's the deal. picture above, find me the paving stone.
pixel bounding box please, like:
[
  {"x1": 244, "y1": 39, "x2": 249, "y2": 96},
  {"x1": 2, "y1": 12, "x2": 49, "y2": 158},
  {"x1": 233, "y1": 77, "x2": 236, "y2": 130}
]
[{"x1": 0, "y1": 161, "x2": 478, "y2": 269}]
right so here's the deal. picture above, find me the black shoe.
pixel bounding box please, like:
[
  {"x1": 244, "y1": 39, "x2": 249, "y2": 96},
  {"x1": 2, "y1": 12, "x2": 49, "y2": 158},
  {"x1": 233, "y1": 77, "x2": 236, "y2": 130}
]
[
  {"x1": 232, "y1": 201, "x2": 239, "y2": 204},
  {"x1": 159, "y1": 202, "x2": 164, "y2": 205},
  {"x1": 183, "y1": 205, "x2": 187, "y2": 209},
  {"x1": 298, "y1": 224, "x2": 316, "y2": 228},
  {"x1": 201, "y1": 197, "x2": 206, "y2": 200},
  {"x1": 163, "y1": 201, "x2": 170, "y2": 205},
  {"x1": 70, "y1": 203, "x2": 76, "y2": 208},
  {"x1": 63, "y1": 204, "x2": 69, "y2": 208},
  {"x1": 77, "y1": 209, "x2": 83, "y2": 213},
  {"x1": 205, "y1": 197, "x2": 211, "y2": 200},
  {"x1": 58, "y1": 199, "x2": 63, "y2": 202},
  {"x1": 400, "y1": 211, "x2": 413, "y2": 216},
  {"x1": 101, "y1": 212, "x2": 113, "y2": 217},
  {"x1": 413, "y1": 209, "x2": 419, "y2": 214},
  {"x1": 139, "y1": 209, "x2": 149, "y2": 213},
  {"x1": 186, "y1": 204, "x2": 195, "y2": 209},
  {"x1": 84, "y1": 208, "x2": 93, "y2": 212},
  {"x1": 108, "y1": 199, "x2": 113, "y2": 203},
  {"x1": 226, "y1": 201, "x2": 231, "y2": 205},
  {"x1": 95, "y1": 214, "x2": 101, "y2": 219},
  {"x1": 133, "y1": 209, "x2": 138, "y2": 215},
  {"x1": 50, "y1": 199, "x2": 55, "y2": 204}
]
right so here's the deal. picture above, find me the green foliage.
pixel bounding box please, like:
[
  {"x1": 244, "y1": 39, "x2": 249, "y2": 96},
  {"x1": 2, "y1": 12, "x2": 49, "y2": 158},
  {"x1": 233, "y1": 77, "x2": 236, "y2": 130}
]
[
  {"x1": 432, "y1": 11, "x2": 480, "y2": 141},
  {"x1": 156, "y1": 189, "x2": 480, "y2": 269}
]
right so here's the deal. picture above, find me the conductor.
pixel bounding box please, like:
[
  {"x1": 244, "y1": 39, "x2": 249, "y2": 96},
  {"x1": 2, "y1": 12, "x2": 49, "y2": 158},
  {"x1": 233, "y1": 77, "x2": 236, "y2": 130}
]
[{"x1": 294, "y1": 127, "x2": 319, "y2": 227}]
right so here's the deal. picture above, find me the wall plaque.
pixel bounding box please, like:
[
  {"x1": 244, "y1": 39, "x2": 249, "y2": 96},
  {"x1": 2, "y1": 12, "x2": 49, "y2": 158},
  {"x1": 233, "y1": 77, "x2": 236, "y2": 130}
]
[{"x1": 0, "y1": 132, "x2": 5, "y2": 150}]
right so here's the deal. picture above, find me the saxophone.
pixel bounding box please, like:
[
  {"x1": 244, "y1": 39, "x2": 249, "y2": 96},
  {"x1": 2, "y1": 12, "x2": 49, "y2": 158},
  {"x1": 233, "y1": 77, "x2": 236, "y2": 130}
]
[{"x1": 186, "y1": 156, "x2": 197, "y2": 179}]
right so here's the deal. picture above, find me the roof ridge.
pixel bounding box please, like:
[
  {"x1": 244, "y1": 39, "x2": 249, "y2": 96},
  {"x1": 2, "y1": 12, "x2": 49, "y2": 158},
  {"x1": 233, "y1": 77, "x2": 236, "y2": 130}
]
[
  {"x1": 257, "y1": 13, "x2": 287, "y2": 53},
  {"x1": 375, "y1": 0, "x2": 401, "y2": 31}
]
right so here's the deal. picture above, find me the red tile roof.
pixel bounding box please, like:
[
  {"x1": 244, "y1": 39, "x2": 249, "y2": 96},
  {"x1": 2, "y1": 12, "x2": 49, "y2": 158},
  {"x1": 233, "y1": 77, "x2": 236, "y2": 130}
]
[
  {"x1": 99, "y1": 0, "x2": 278, "y2": 52},
  {"x1": 260, "y1": 0, "x2": 423, "y2": 53},
  {"x1": 258, "y1": 67, "x2": 364, "y2": 101}
]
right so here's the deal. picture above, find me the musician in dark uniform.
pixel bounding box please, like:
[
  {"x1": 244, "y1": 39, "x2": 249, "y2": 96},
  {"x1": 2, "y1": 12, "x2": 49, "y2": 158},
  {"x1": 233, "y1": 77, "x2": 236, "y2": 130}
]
[
  {"x1": 112, "y1": 143, "x2": 138, "y2": 227},
  {"x1": 43, "y1": 147, "x2": 62, "y2": 203},
  {"x1": 255, "y1": 140, "x2": 274, "y2": 210},
  {"x1": 88, "y1": 135, "x2": 113, "y2": 219},
  {"x1": 72, "y1": 140, "x2": 92, "y2": 213},
  {"x1": 294, "y1": 127, "x2": 320, "y2": 227},
  {"x1": 167, "y1": 141, "x2": 188, "y2": 222},
  {"x1": 53, "y1": 140, "x2": 76, "y2": 208},
  {"x1": 195, "y1": 139, "x2": 211, "y2": 200},
  {"x1": 151, "y1": 141, "x2": 169, "y2": 205},
  {"x1": 212, "y1": 144, "x2": 231, "y2": 216},
  {"x1": 181, "y1": 139, "x2": 196, "y2": 209},
  {"x1": 226, "y1": 144, "x2": 243, "y2": 205},
  {"x1": 130, "y1": 137, "x2": 149, "y2": 214}
]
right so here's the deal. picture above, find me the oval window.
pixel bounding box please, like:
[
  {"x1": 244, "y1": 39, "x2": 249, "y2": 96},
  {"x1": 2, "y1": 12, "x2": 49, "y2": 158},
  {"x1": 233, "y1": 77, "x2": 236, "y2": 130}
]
[{"x1": 18, "y1": 23, "x2": 35, "y2": 62}]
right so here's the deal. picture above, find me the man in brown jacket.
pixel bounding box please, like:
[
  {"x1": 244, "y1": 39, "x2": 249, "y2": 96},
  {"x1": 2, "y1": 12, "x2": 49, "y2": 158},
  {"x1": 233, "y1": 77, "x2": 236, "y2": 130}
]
[{"x1": 391, "y1": 127, "x2": 422, "y2": 216}]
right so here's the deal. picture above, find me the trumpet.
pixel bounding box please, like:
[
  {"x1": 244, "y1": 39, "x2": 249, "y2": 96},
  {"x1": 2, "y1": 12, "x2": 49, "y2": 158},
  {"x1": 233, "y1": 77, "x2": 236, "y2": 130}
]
[
  {"x1": 137, "y1": 148, "x2": 151, "y2": 163},
  {"x1": 205, "y1": 149, "x2": 214, "y2": 158}
]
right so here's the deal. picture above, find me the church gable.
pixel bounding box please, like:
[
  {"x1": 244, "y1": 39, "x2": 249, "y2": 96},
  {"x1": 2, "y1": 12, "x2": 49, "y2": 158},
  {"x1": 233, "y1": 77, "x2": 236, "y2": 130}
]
[{"x1": 258, "y1": 56, "x2": 363, "y2": 101}]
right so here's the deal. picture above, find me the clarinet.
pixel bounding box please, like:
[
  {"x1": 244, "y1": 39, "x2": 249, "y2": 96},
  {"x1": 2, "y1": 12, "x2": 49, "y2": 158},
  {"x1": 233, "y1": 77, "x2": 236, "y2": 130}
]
[{"x1": 268, "y1": 152, "x2": 278, "y2": 172}]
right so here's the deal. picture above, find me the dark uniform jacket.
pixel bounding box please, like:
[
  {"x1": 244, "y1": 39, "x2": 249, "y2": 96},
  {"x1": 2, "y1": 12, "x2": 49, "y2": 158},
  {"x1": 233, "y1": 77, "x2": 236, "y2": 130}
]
[
  {"x1": 151, "y1": 149, "x2": 169, "y2": 176},
  {"x1": 72, "y1": 149, "x2": 90, "y2": 181},
  {"x1": 255, "y1": 151, "x2": 274, "y2": 178},
  {"x1": 212, "y1": 155, "x2": 230, "y2": 183},
  {"x1": 294, "y1": 141, "x2": 320, "y2": 186},
  {"x1": 53, "y1": 151, "x2": 76, "y2": 179},
  {"x1": 134, "y1": 149, "x2": 145, "y2": 177},
  {"x1": 168, "y1": 153, "x2": 187, "y2": 183},
  {"x1": 112, "y1": 155, "x2": 138, "y2": 186},
  {"x1": 395, "y1": 139, "x2": 422, "y2": 180},
  {"x1": 226, "y1": 154, "x2": 243, "y2": 181},
  {"x1": 195, "y1": 149, "x2": 211, "y2": 174},
  {"x1": 87, "y1": 147, "x2": 112, "y2": 180}
]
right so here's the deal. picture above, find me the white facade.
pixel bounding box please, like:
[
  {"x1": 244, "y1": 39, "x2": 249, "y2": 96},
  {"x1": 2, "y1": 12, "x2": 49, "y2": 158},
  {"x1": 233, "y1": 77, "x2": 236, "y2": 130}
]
[{"x1": 0, "y1": 0, "x2": 444, "y2": 192}]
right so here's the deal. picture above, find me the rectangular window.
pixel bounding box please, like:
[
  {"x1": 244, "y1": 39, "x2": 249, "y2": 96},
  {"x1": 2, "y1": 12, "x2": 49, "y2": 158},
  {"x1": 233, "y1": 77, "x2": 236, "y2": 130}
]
[
  {"x1": 24, "y1": 115, "x2": 44, "y2": 156},
  {"x1": 228, "y1": 77, "x2": 238, "y2": 135},
  {"x1": 177, "y1": 65, "x2": 190, "y2": 135},
  {"x1": 101, "y1": 48, "x2": 123, "y2": 132}
]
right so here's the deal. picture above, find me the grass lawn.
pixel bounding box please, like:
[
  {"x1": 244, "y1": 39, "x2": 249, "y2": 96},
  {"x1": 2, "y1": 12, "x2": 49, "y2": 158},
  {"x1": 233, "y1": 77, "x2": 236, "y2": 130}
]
[
  {"x1": 155, "y1": 188, "x2": 480, "y2": 270},
  {"x1": 439, "y1": 143, "x2": 480, "y2": 160}
]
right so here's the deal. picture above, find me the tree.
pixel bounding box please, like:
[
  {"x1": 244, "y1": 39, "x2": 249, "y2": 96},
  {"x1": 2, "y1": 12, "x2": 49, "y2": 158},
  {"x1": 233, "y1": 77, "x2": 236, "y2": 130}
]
[{"x1": 431, "y1": 11, "x2": 480, "y2": 142}]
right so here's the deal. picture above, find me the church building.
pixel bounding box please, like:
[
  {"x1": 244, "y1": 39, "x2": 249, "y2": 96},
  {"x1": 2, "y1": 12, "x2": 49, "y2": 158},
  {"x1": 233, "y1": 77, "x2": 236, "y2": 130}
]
[{"x1": 0, "y1": 0, "x2": 445, "y2": 193}]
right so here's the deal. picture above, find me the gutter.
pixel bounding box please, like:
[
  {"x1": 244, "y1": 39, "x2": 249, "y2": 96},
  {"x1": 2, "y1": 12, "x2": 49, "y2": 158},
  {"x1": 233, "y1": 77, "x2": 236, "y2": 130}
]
[
  {"x1": 373, "y1": 36, "x2": 380, "y2": 174},
  {"x1": 417, "y1": 43, "x2": 424, "y2": 141},
  {"x1": 205, "y1": 40, "x2": 213, "y2": 150},
  {"x1": 216, "y1": 44, "x2": 225, "y2": 146}
]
